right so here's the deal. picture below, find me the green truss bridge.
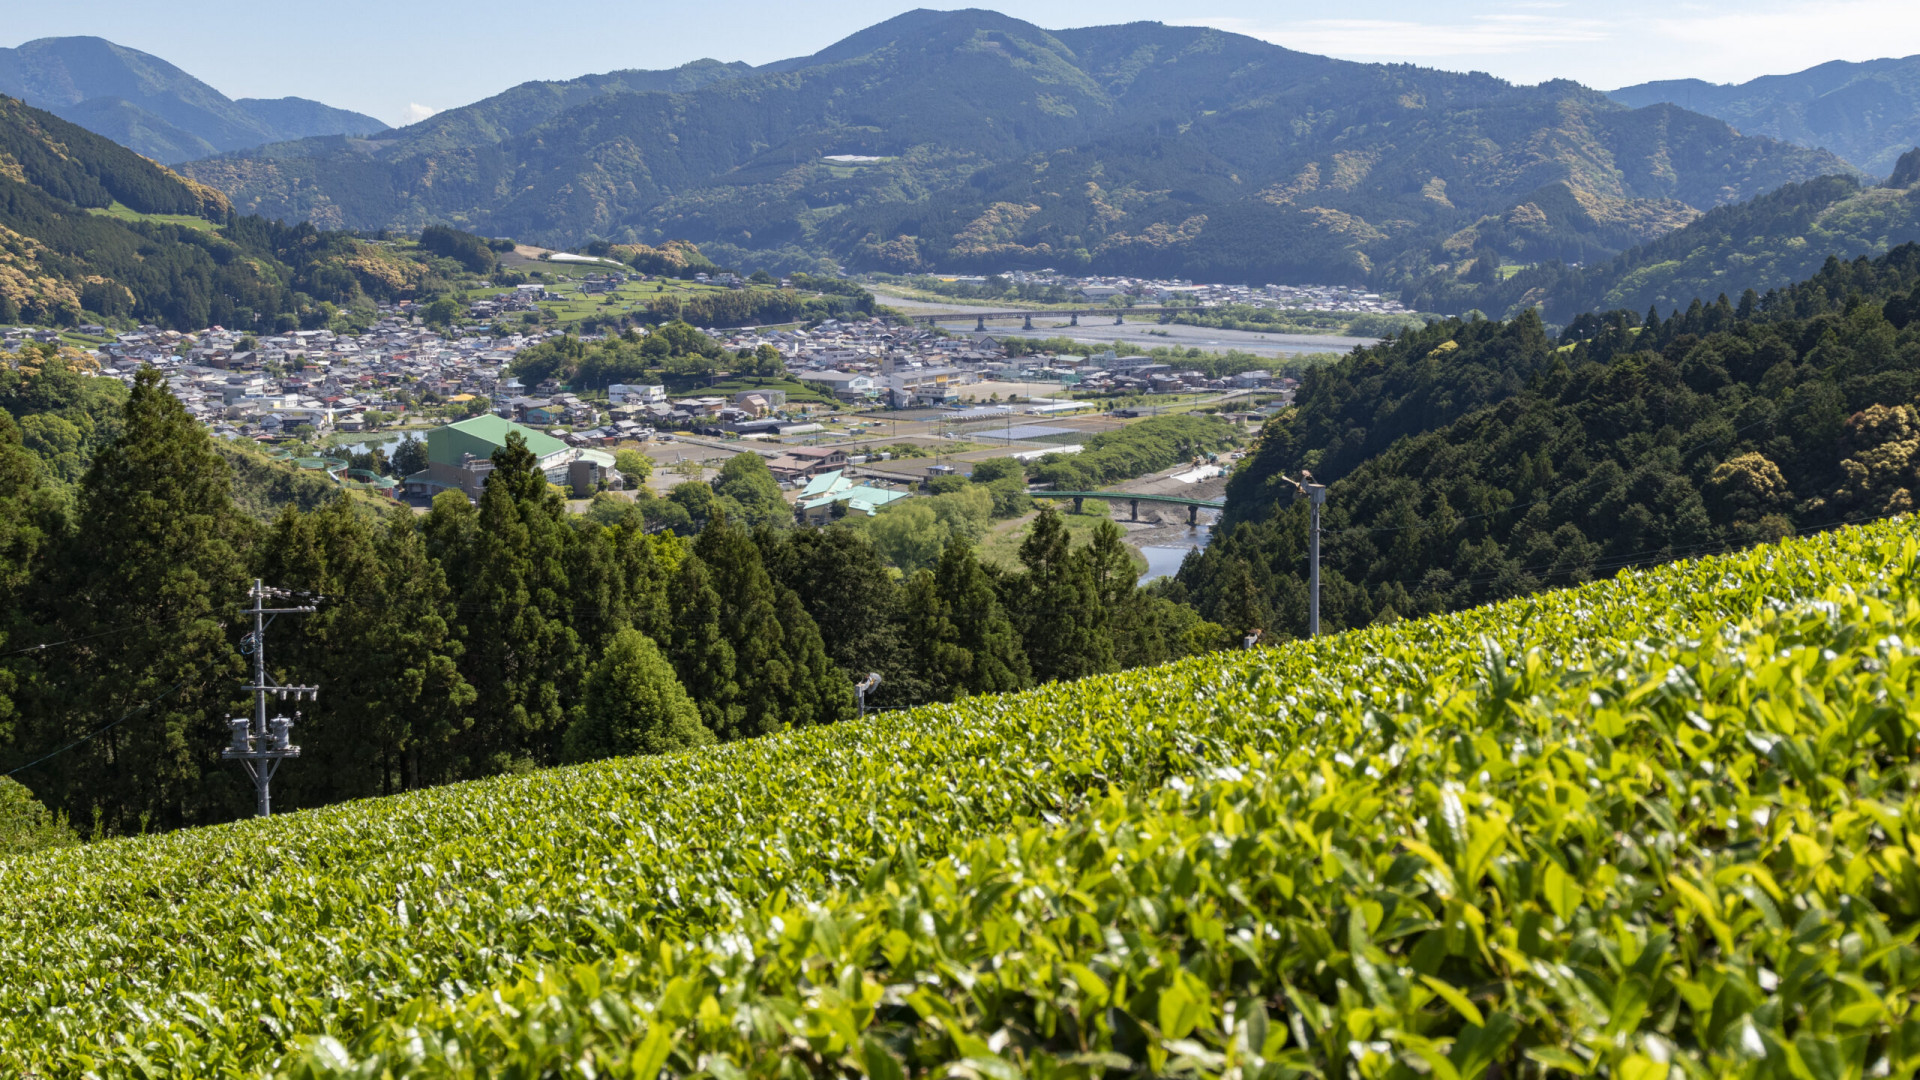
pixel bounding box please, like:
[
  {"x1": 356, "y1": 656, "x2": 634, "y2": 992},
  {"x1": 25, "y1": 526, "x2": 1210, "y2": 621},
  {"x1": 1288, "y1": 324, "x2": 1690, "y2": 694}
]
[{"x1": 1038, "y1": 490, "x2": 1225, "y2": 525}]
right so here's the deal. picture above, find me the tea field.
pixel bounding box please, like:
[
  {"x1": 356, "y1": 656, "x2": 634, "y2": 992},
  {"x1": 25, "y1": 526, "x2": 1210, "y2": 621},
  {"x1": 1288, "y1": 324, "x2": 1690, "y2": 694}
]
[{"x1": 4, "y1": 520, "x2": 1920, "y2": 1077}]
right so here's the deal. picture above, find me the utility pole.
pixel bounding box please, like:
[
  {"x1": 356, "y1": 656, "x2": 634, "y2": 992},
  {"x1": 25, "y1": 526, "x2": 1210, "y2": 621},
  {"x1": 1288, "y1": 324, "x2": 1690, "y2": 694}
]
[
  {"x1": 1280, "y1": 470, "x2": 1327, "y2": 637},
  {"x1": 223, "y1": 579, "x2": 318, "y2": 817}
]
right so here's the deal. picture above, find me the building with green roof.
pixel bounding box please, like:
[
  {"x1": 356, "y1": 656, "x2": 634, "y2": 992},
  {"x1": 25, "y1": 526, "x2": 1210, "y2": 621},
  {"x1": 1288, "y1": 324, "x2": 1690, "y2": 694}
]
[
  {"x1": 403, "y1": 414, "x2": 581, "y2": 500},
  {"x1": 796, "y1": 470, "x2": 912, "y2": 522}
]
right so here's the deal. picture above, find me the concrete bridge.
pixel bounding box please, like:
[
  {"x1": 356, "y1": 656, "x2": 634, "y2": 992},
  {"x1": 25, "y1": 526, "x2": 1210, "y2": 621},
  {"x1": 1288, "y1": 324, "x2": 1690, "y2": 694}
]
[
  {"x1": 905, "y1": 307, "x2": 1184, "y2": 331},
  {"x1": 1039, "y1": 489, "x2": 1225, "y2": 525}
]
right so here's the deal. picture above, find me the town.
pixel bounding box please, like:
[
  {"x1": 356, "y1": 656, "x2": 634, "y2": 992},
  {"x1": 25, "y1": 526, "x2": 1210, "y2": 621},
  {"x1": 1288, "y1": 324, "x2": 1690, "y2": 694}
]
[
  {"x1": 1, "y1": 297, "x2": 1300, "y2": 506},
  {"x1": 897, "y1": 269, "x2": 1418, "y2": 315}
]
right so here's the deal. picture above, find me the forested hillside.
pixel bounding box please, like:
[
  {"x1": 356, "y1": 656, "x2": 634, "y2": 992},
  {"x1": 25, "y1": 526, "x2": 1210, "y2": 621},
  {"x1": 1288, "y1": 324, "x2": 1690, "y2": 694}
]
[
  {"x1": 1177, "y1": 243, "x2": 1920, "y2": 636},
  {"x1": 0, "y1": 95, "x2": 483, "y2": 329},
  {"x1": 0, "y1": 36, "x2": 387, "y2": 163},
  {"x1": 1612, "y1": 53, "x2": 1920, "y2": 175},
  {"x1": 178, "y1": 10, "x2": 1843, "y2": 286},
  {"x1": 1411, "y1": 151, "x2": 1920, "y2": 320}
]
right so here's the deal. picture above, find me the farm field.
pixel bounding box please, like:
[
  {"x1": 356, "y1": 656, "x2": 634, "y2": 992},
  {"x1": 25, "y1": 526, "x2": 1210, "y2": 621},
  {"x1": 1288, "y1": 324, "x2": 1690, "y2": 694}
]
[
  {"x1": 484, "y1": 249, "x2": 845, "y2": 331},
  {"x1": 2, "y1": 520, "x2": 1918, "y2": 1074},
  {"x1": 479, "y1": 276, "x2": 759, "y2": 328}
]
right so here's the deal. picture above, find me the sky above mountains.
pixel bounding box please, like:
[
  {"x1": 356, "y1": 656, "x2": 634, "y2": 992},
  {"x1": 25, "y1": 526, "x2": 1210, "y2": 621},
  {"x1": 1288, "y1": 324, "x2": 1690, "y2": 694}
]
[{"x1": 10, "y1": 0, "x2": 1920, "y2": 127}]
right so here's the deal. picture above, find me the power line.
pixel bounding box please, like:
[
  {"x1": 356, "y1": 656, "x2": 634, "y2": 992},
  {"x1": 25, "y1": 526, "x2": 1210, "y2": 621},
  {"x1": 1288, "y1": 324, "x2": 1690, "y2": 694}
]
[
  {"x1": 0, "y1": 612, "x2": 202, "y2": 658},
  {"x1": 3, "y1": 672, "x2": 203, "y2": 778}
]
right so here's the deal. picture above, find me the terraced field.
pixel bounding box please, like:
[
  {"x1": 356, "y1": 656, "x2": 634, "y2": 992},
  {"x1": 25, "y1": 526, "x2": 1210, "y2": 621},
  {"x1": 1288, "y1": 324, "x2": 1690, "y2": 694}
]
[{"x1": 4, "y1": 520, "x2": 1919, "y2": 1076}]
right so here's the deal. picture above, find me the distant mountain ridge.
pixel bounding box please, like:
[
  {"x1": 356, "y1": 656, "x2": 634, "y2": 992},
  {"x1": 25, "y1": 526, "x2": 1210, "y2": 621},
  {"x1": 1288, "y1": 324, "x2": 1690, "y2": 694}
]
[
  {"x1": 178, "y1": 8, "x2": 1845, "y2": 292},
  {"x1": 1611, "y1": 55, "x2": 1920, "y2": 176},
  {"x1": 1407, "y1": 148, "x2": 1920, "y2": 321},
  {"x1": 0, "y1": 36, "x2": 388, "y2": 163},
  {"x1": 0, "y1": 93, "x2": 465, "y2": 331}
]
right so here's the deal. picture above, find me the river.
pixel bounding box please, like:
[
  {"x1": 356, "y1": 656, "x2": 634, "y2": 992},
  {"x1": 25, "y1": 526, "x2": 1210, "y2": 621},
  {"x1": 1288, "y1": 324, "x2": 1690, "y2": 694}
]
[
  {"x1": 872, "y1": 290, "x2": 1382, "y2": 359},
  {"x1": 1136, "y1": 518, "x2": 1214, "y2": 586}
]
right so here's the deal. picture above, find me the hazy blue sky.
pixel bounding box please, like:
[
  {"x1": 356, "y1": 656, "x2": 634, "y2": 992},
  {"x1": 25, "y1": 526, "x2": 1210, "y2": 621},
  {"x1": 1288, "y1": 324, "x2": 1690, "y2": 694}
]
[{"x1": 11, "y1": 0, "x2": 1920, "y2": 126}]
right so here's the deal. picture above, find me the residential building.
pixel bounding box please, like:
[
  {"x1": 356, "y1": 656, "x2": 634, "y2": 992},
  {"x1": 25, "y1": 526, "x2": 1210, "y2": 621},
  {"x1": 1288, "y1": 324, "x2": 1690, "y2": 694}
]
[{"x1": 404, "y1": 414, "x2": 577, "y2": 501}]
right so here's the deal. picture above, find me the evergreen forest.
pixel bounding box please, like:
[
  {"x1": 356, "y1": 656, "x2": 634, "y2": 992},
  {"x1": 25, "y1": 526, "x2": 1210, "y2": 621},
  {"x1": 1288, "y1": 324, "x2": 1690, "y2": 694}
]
[{"x1": 1174, "y1": 244, "x2": 1920, "y2": 637}]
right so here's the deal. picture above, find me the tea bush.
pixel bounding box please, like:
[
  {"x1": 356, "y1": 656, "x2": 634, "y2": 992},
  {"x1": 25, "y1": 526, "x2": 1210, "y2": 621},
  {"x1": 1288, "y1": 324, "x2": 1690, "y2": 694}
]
[{"x1": 4, "y1": 521, "x2": 1919, "y2": 1077}]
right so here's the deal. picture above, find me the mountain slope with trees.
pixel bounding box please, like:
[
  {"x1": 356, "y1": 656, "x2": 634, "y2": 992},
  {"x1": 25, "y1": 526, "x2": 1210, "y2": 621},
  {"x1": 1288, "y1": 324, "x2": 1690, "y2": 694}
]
[
  {"x1": 1612, "y1": 54, "x2": 1920, "y2": 176},
  {"x1": 178, "y1": 10, "x2": 1844, "y2": 287},
  {"x1": 0, "y1": 94, "x2": 489, "y2": 330},
  {"x1": 0, "y1": 36, "x2": 388, "y2": 163},
  {"x1": 1409, "y1": 151, "x2": 1920, "y2": 321},
  {"x1": 1177, "y1": 242, "x2": 1920, "y2": 637}
]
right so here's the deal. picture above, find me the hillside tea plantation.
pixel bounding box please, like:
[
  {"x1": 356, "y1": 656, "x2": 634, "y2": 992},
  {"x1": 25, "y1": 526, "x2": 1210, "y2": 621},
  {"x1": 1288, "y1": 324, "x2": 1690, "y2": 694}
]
[{"x1": 3, "y1": 522, "x2": 1920, "y2": 1077}]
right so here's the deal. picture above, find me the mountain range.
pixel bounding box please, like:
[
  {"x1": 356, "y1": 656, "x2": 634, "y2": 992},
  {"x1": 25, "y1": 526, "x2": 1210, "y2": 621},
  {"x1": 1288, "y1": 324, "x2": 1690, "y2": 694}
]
[
  {"x1": 0, "y1": 93, "x2": 453, "y2": 331},
  {"x1": 1611, "y1": 54, "x2": 1920, "y2": 177},
  {"x1": 0, "y1": 36, "x2": 387, "y2": 164},
  {"x1": 1407, "y1": 149, "x2": 1920, "y2": 321},
  {"x1": 173, "y1": 9, "x2": 1848, "y2": 290}
]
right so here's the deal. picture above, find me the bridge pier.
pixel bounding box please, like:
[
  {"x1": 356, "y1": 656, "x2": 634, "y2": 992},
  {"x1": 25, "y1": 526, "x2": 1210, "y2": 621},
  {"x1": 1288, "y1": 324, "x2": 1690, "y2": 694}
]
[
  {"x1": 1070, "y1": 312, "x2": 1079, "y2": 326},
  {"x1": 1130, "y1": 498, "x2": 1139, "y2": 521},
  {"x1": 976, "y1": 316, "x2": 986, "y2": 332},
  {"x1": 1073, "y1": 496, "x2": 1084, "y2": 514},
  {"x1": 1023, "y1": 313, "x2": 1033, "y2": 330},
  {"x1": 1188, "y1": 504, "x2": 1199, "y2": 526},
  {"x1": 1115, "y1": 312, "x2": 1125, "y2": 325}
]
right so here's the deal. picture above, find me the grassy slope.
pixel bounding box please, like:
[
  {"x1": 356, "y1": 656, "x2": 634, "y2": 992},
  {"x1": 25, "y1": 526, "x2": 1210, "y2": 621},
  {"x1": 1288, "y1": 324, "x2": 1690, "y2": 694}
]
[
  {"x1": 84, "y1": 200, "x2": 219, "y2": 232},
  {"x1": 1, "y1": 520, "x2": 1917, "y2": 1073}
]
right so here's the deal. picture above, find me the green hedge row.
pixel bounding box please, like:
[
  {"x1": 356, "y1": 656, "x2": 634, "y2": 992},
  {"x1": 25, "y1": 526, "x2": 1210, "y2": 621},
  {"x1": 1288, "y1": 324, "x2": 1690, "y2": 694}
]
[{"x1": 2, "y1": 520, "x2": 1917, "y2": 1076}]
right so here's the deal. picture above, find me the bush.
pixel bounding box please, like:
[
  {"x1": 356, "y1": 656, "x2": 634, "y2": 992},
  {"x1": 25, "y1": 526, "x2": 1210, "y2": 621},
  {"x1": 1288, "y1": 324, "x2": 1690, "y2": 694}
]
[
  {"x1": 561, "y1": 629, "x2": 711, "y2": 762},
  {"x1": 613, "y1": 448, "x2": 653, "y2": 483},
  {"x1": 8, "y1": 521, "x2": 1920, "y2": 1074},
  {"x1": 0, "y1": 778, "x2": 77, "y2": 856}
]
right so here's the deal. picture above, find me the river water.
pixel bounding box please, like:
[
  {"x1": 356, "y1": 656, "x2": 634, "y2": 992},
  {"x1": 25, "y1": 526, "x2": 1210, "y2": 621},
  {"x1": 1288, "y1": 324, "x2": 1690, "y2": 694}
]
[{"x1": 1137, "y1": 520, "x2": 1213, "y2": 586}]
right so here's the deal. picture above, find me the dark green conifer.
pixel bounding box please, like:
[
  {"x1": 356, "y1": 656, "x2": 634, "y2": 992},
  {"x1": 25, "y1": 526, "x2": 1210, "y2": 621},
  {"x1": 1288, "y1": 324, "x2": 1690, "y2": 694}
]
[
  {"x1": 50, "y1": 369, "x2": 250, "y2": 829},
  {"x1": 1014, "y1": 508, "x2": 1114, "y2": 683},
  {"x1": 455, "y1": 433, "x2": 586, "y2": 773},
  {"x1": 680, "y1": 515, "x2": 851, "y2": 738},
  {"x1": 759, "y1": 526, "x2": 918, "y2": 703},
  {"x1": 0, "y1": 412, "x2": 47, "y2": 753},
  {"x1": 666, "y1": 554, "x2": 738, "y2": 737},
  {"x1": 1083, "y1": 519, "x2": 1168, "y2": 668},
  {"x1": 930, "y1": 538, "x2": 1029, "y2": 695},
  {"x1": 255, "y1": 501, "x2": 476, "y2": 803}
]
